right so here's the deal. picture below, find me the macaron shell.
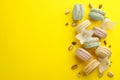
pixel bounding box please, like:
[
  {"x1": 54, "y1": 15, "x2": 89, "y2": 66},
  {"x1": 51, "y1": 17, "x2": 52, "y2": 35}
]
[
  {"x1": 73, "y1": 4, "x2": 84, "y2": 20},
  {"x1": 90, "y1": 8, "x2": 105, "y2": 15},
  {"x1": 93, "y1": 27, "x2": 107, "y2": 38},
  {"x1": 84, "y1": 37, "x2": 99, "y2": 43},
  {"x1": 76, "y1": 48, "x2": 91, "y2": 61},
  {"x1": 79, "y1": 4, "x2": 84, "y2": 20},
  {"x1": 73, "y1": 4, "x2": 79, "y2": 20},
  {"x1": 89, "y1": 12, "x2": 104, "y2": 20}
]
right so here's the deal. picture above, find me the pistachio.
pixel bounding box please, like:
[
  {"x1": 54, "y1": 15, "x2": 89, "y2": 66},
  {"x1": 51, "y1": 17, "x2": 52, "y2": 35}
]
[
  {"x1": 89, "y1": 3, "x2": 93, "y2": 8},
  {"x1": 99, "y1": 4, "x2": 102, "y2": 9},
  {"x1": 72, "y1": 21, "x2": 77, "y2": 27},
  {"x1": 99, "y1": 73, "x2": 103, "y2": 78},
  {"x1": 104, "y1": 40, "x2": 107, "y2": 45},
  {"x1": 72, "y1": 42, "x2": 77, "y2": 45},
  {"x1": 107, "y1": 72, "x2": 114, "y2": 78},
  {"x1": 68, "y1": 45, "x2": 74, "y2": 51},
  {"x1": 65, "y1": 10, "x2": 70, "y2": 15},
  {"x1": 71, "y1": 64, "x2": 78, "y2": 70},
  {"x1": 109, "y1": 45, "x2": 111, "y2": 48},
  {"x1": 77, "y1": 72, "x2": 80, "y2": 77},
  {"x1": 65, "y1": 22, "x2": 69, "y2": 26}
]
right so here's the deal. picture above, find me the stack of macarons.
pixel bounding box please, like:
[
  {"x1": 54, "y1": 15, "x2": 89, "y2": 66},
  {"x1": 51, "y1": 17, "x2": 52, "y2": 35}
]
[{"x1": 71, "y1": 4, "x2": 115, "y2": 76}]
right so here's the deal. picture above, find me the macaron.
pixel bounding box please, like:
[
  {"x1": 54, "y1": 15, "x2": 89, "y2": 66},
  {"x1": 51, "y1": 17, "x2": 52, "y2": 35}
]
[
  {"x1": 95, "y1": 46, "x2": 112, "y2": 58},
  {"x1": 76, "y1": 19, "x2": 91, "y2": 33},
  {"x1": 72, "y1": 4, "x2": 84, "y2": 21},
  {"x1": 89, "y1": 12, "x2": 104, "y2": 20},
  {"x1": 89, "y1": 8, "x2": 105, "y2": 20},
  {"x1": 76, "y1": 48, "x2": 92, "y2": 61},
  {"x1": 93, "y1": 27, "x2": 107, "y2": 39},
  {"x1": 84, "y1": 37, "x2": 100, "y2": 49},
  {"x1": 83, "y1": 59, "x2": 100, "y2": 75}
]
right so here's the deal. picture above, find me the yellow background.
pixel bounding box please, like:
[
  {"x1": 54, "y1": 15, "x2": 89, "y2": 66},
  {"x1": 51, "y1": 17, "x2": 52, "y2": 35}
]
[{"x1": 0, "y1": 0, "x2": 119, "y2": 80}]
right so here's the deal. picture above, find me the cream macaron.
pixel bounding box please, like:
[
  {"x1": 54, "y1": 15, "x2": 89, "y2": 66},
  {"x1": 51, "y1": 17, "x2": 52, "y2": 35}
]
[
  {"x1": 95, "y1": 46, "x2": 112, "y2": 58},
  {"x1": 83, "y1": 59, "x2": 100, "y2": 75},
  {"x1": 76, "y1": 20, "x2": 91, "y2": 33}
]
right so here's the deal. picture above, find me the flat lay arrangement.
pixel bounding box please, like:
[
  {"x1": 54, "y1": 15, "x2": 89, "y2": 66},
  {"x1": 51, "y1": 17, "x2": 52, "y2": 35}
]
[
  {"x1": 1, "y1": 0, "x2": 120, "y2": 80},
  {"x1": 66, "y1": 3, "x2": 115, "y2": 78}
]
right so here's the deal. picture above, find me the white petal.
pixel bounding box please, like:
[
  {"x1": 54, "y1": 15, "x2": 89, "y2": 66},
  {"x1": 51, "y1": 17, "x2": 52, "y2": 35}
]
[
  {"x1": 98, "y1": 57, "x2": 110, "y2": 73},
  {"x1": 75, "y1": 29, "x2": 93, "y2": 44},
  {"x1": 101, "y1": 18, "x2": 115, "y2": 30},
  {"x1": 76, "y1": 33, "x2": 81, "y2": 40}
]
